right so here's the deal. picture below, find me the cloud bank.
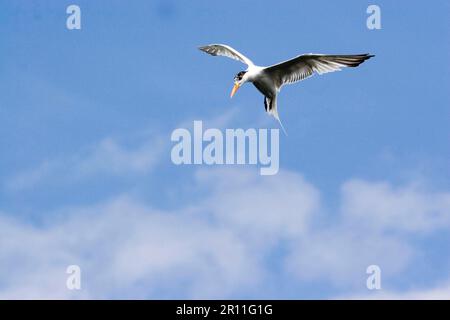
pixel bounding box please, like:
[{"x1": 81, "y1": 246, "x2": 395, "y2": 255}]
[{"x1": 1, "y1": 161, "x2": 450, "y2": 298}]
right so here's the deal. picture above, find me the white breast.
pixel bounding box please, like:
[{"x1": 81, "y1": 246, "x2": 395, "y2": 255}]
[{"x1": 245, "y1": 66, "x2": 265, "y2": 82}]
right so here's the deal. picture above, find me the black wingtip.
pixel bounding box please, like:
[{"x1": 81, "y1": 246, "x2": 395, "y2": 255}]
[{"x1": 361, "y1": 53, "x2": 375, "y2": 59}]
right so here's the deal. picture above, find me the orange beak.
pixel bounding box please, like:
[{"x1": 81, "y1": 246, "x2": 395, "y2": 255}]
[{"x1": 230, "y1": 82, "x2": 240, "y2": 98}]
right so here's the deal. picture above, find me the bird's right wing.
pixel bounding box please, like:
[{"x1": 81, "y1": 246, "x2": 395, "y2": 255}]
[
  {"x1": 198, "y1": 44, "x2": 254, "y2": 67},
  {"x1": 265, "y1": 54, "x2": 374, "y2": 89}
]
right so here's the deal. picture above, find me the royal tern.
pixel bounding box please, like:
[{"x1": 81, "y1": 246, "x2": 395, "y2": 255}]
[{"x1": 199, "y1": 44, "x2": 374, "y2": 133}]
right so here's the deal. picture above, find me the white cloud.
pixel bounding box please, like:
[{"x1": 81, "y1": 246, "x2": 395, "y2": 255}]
[
  {"x1": 4, "y1": 135, "x2": 165, "y2": 191},
  {"x1": 284, "y1": 178, "x2": 450, "y2": 286},
  {"x1": 76, "y1": 137, "x2": 163, "y2": 176},
  {"x1": 2, "y1": 112, "x2": 450, "y2": 298},
  {"x1": 1, "y1": 167, "x2": 450, "y2": 299},
  {"x1": 341, "y1": 179, "x2": 450, "y2": 233},
  {"x1": 0, "y1": 195, "x2": 263, "y2": 299},
  {"x1": 285, "y1": 228, "x2": 413, "y2": 286},
  {"x1": 197, "y1": 169, "x2": 320, "y2": 244},
  {"x1": 342, "y1": 281, "x2": 450, "y2": 300},
  {"x1": 4, "y1": 109, "x2": 241, "y2": 193}
]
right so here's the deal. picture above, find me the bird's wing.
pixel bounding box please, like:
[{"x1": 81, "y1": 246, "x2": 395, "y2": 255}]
[
  {"x1": 198, "y1": 44, "x2": 254, "y2": 67},
  {"x1": 264, "y1": 54, "x2": 374, "y2": 89}
]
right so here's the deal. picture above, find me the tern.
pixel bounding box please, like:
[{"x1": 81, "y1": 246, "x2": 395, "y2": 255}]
[{"x1": 199, "y1": 44, "x2": 374, "y2": 133}]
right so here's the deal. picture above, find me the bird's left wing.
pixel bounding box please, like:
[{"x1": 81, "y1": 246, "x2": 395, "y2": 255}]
[
  {"x1": 198, "y1": 44, "x2": 254, "y2": 67},
  {"x1": 265, "y1": 54, "x2": 374, "y2": 89}
]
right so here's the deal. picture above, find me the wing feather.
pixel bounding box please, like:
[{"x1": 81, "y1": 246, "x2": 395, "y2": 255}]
[
  {"x1": 264, "y1": 54, "x2": 374, "y2": 88},
  {"x1": 198, "y1": 44, "x2": 254, "y2": 67}
]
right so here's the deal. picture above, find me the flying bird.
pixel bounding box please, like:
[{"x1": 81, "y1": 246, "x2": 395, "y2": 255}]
[{"x1": 199, "y1": 44, "x2": 374, "y2": 133}]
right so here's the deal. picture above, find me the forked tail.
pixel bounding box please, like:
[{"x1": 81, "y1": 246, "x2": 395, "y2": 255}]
[{"x1": 264, "y1": 96, "x2": 287, "y2": 136}]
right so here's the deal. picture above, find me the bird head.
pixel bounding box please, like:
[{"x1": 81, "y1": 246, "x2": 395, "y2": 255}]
[{"x1": 231, "y1": 71, "x2": 247, "y2": 98}]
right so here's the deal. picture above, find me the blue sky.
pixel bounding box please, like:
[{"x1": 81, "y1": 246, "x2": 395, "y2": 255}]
[{"x1": 0, "y1": 0, "x2": 449, "y2": 299}]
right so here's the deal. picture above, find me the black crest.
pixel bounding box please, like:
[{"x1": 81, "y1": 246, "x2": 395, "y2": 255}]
[{"x1": 234, "y1": 71, "x2": 247, "y2": 81}]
